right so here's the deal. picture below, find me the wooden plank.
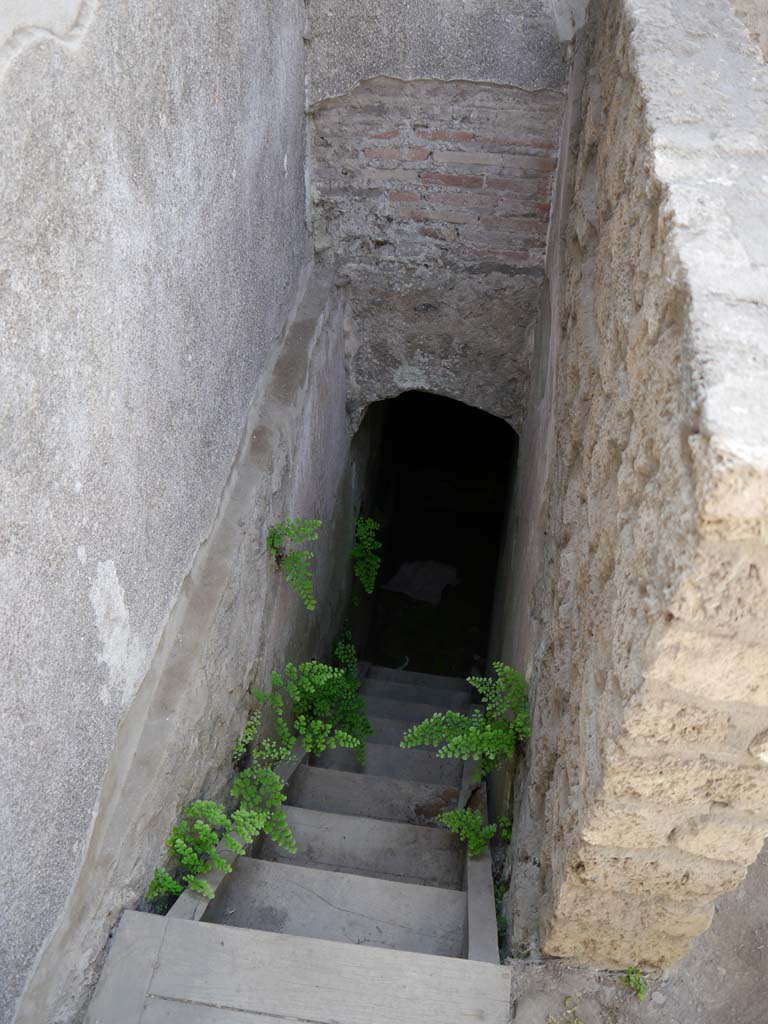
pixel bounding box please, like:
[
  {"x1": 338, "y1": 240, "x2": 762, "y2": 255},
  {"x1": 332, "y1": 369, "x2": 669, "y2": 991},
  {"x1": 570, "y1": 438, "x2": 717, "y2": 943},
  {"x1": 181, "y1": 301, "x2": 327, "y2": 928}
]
[
  {"x1": 290, "y1": 764, "x2": 459, "y2": 826},
  {"x1": 260, "y1": 805, "x2": 464, "y2": 889},
  {"x1": 168, "y1": 742, "x2": 307, "y2": 921},
  {"x1": 364, "y1": 665, "x2": 470, "y2": 694},
  {"x1": 142, "y1": 996, "x2": 306, "y2": 1023},
  {"x1": 150, "y1": 919, "x2": 512, "y2": 1024},
  {"x1": 85, "y1": 911, "x2": 166, "y2": 1024},
  {"x1": 465, "y1": 778, "x2": 501, "y2": 964},
  {"x1": 202, "y1": 858, "x2": 466, "y2": 957},
  {"x1": 313, "y1": 741, "x2": 462, "y2": 786}
]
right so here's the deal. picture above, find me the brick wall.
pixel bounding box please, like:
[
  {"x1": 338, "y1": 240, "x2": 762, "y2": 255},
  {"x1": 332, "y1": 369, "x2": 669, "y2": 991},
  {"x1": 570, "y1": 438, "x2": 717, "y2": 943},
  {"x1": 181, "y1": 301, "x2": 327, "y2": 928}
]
[
  {"x1": 312, "y1": 78, "x2": 562, "y2": 273},
  {"x1": 311, "y1": 78, "x2": 565, "y2": 432}
]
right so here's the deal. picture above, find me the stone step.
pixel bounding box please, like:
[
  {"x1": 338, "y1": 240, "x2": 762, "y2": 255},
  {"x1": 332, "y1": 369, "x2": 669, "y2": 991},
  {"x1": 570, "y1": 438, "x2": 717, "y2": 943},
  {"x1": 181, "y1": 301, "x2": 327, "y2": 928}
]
[
  {"x1": 203, "y1": 858, "x2": 467, "y2": 958},
  {"x1": 364, "y1": 663, "x2": 471, "y2": 695},
  {"x1": 259, "y1": 805, "x2": 464, "y2": 889},
  {"x1": 368, "y1": 713, "x2": 418, "y2": 746},
  {"x1": 364, "y1": 693, "x2": 462, "y2": 724},
  {"x1": 288, "y1": 764, "x2": 459, "y2": 826},
  {"x1": 313, "y1": 741, "x2": 462, "y2": 786},
  {"x1": 361, "y1": 676, "x2": 471, "y2": 710},
  {"x1": 86, "y1": 910, "x2": 513, "y2": 1024}
]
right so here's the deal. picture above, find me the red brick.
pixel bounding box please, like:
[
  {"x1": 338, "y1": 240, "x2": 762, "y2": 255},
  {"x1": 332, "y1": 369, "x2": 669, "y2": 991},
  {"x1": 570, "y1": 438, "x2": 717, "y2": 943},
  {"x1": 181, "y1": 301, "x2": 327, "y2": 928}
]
[
  {"x1": 438, "y1": 151, "x2": 503, "y2": 167},
  {"x1": 485, "y1": 177, "x2": 550, "y2": 195},
  {"x1": 479, "y1": 216, "x2": 547, "y2": 235},
  {"x1": 420, "y1": 171, "x2": 483, "y2": 189},
  {"x1": 416, "y1": 129, "x2": 475, "y2": 142},
  {"x1": 364, "y1": 146, "x2": 400, "y2": 160},
  {"x1": 535, "y1": 202, "x2": 551, "y2": 216},
  {"x1": 498, "y1": 155, "x2": 558, "y2": 173},
  {"x1": 389, "y1": 190, "x2": 420, "y2": 202},
  {"x1": 371, "y1": 130, "x2": 400, "y2": 140}
]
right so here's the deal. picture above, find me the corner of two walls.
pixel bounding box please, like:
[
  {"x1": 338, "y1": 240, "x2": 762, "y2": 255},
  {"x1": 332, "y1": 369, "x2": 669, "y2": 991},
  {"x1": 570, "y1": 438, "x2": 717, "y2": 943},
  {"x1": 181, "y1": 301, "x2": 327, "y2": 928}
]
[
  {"x1": 2, "y1": 3, "x2": 362, "y2": 1022},
  {"x1": 497, "y1": 0, "x2": 768, "y2": 971},
  {"x1": 16, "y1": 265, "x2": 359, "y2": 1024}
]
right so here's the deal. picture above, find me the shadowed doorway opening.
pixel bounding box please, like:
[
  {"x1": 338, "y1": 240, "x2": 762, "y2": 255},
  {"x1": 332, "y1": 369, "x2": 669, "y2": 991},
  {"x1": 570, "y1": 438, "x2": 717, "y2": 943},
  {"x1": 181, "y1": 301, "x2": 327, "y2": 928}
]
[{"x1": 357, "y1": 391, "x2": 518, "y2": 678}]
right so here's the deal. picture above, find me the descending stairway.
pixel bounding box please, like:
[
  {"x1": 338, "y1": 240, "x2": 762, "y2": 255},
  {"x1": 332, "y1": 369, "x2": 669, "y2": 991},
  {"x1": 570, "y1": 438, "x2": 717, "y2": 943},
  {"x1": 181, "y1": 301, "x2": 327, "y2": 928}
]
[{"x1": 86, "y1": 665, "x2": 511, "y2": 1024}]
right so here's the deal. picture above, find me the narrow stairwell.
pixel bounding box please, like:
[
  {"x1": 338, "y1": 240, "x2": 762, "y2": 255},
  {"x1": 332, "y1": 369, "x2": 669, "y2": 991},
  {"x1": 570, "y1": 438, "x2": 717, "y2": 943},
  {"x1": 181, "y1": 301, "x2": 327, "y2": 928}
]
[{"x1": 86, "y1": 665, "x2": 512, "y2": 1024}]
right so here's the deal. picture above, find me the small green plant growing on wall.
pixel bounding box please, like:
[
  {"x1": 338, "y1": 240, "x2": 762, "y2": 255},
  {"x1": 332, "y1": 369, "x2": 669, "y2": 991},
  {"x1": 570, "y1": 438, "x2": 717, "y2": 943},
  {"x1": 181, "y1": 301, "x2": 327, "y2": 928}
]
[
  {"x1": 334, "y1": 628, "x2": 358, "y2": 680},
  {"x1": 146, "y1": 800, "x2": 249, "y2": 906},
  {"x1": 232, "y1": 707, "x2": 263, "y2": 771},
  {"x1": 145, "y1": 867, "x2": 183, "y2": 909},
  {"x1": 350, "y1": 516, "x2": 382, "y2": 594},
  {"x1": 401, "y1": 662, "x2": 531, "y2": 777},
  {"x1": 438, "y1": 807, "x2": 497, "y2": 857},
  {"x1": 497, "y1": 815, "x2": 513, "y2": 843},
  {"x1": 267, "y1": 517, "x2": 322, "y2": 611},
  {"x1": 622, "y1": 967, "x2": 648, "y2": 1001}
]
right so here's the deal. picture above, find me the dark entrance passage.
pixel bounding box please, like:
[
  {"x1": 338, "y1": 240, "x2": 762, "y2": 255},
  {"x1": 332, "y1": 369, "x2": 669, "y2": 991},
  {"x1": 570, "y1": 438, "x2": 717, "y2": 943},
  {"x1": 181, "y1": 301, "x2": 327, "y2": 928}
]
[{"x1": 359, "y1": 391, "x2": 517, "y2": 678}]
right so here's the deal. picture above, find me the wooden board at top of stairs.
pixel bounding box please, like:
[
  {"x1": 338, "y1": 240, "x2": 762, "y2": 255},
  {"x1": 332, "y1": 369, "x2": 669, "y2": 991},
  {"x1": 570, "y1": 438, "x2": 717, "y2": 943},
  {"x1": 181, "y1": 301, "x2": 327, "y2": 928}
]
[{"x1": 87, "y1": 910, "x2": 513, "y2": 1024}]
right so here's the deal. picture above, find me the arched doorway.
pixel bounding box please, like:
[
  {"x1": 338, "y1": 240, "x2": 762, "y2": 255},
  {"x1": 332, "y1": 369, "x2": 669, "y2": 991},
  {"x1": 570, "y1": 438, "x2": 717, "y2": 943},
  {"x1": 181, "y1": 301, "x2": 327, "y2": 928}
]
[{"x1": 356, "y1": 391, "x2": 518, "y2": 677}]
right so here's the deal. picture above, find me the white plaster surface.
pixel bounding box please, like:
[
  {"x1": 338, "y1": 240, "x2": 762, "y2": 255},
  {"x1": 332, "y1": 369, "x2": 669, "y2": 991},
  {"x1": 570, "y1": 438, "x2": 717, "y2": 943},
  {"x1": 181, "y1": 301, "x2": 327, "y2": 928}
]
[
  {"x1": 0, "y1": 3, "x2": 310, "y2": 1021},
  {"x1": 0, "y1": 0, "x2": 94, "y2": 77}
]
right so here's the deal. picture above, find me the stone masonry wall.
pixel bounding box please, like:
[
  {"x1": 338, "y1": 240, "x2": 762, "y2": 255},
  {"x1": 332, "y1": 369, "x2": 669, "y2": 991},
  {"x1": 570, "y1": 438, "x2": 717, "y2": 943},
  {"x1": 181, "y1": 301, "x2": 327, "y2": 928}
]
[
  {"x1": 496, "y1": 0, "x2": 768, "y2": 969},
  {"x1": 311, "y1": 78, "x2": 564, "y2": 431}
]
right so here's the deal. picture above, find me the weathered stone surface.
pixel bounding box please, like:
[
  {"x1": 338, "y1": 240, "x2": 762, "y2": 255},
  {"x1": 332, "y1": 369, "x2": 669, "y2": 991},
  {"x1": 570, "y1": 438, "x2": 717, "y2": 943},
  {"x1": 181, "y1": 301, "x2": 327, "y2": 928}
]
[
  {"x1": 306, "y1": 0, "x2": 565, "y2": 104},
  {"x1": 496, "y1": 0, "x2": 768, "y2": 969},
  {"x1": 729, "y1": 1, "x2": 768, "y2": 60},
  {"x1": 565, "y1": 845, "x2": 746, "y2": 904},
  {"x1": 669, "y1": 813, "x2": 768, "y2": 866},
  {"x1": 343, "y1": 268, "x2": 537, "y2": 432}
]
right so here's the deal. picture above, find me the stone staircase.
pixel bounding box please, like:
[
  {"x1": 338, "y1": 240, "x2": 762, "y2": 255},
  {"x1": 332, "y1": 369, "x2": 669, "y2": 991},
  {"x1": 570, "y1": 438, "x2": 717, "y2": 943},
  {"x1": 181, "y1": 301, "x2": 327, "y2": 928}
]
[{"x1": 85, "y1": 665, "x2": 511, "y2": 1024}]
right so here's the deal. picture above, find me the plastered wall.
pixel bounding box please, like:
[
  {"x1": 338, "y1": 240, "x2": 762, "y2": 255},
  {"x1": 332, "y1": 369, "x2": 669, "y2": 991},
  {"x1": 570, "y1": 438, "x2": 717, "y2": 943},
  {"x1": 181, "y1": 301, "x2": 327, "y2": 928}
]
[
  {"x1": 498, "y1": 0, "x2": 768, "y2": 969},
  {"x1": 0, "y1": 3, "x2": 325, "y2": 1021}
]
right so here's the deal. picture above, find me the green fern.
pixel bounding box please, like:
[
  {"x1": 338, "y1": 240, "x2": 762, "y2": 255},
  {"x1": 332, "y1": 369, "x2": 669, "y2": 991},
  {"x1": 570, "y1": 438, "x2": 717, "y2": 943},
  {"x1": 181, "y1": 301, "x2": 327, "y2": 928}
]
[
  {"x1": 350, "y1": 516, "x2": 382, "y2": 594},
  {"x1": 334, "y1": 629, "x2": 359, "y2": 680},
  {"x1": 622, "y1": 967, "x2": 648, "y2": 1001},
  {"x1": 270, "y1": 661, "x2": 372, "y2": 763},
  {"x1": 145, "y1": 867, "x2": 183, "y2": 909},
  {"x1": 438, "y1": 808, "x2": 497, "y2": 857},
  {"x1": 401, "y1": 662, "x2": 530, "y2": 777},
  {"x1": 146, "y1": 800, "x2": 233, "y2": 904},
  {"x1": 231, "y1": 766, "x2": 296, "y2": 853},
  {"x1": 232, "y1": 707, "x2": 262, "y2": 770},
  {"x1": 497, "y1": 815, "x2": 513, "y2": 843},
  {"x1": 267, "y1": 517, "x2": 322, "y2": 611}
]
